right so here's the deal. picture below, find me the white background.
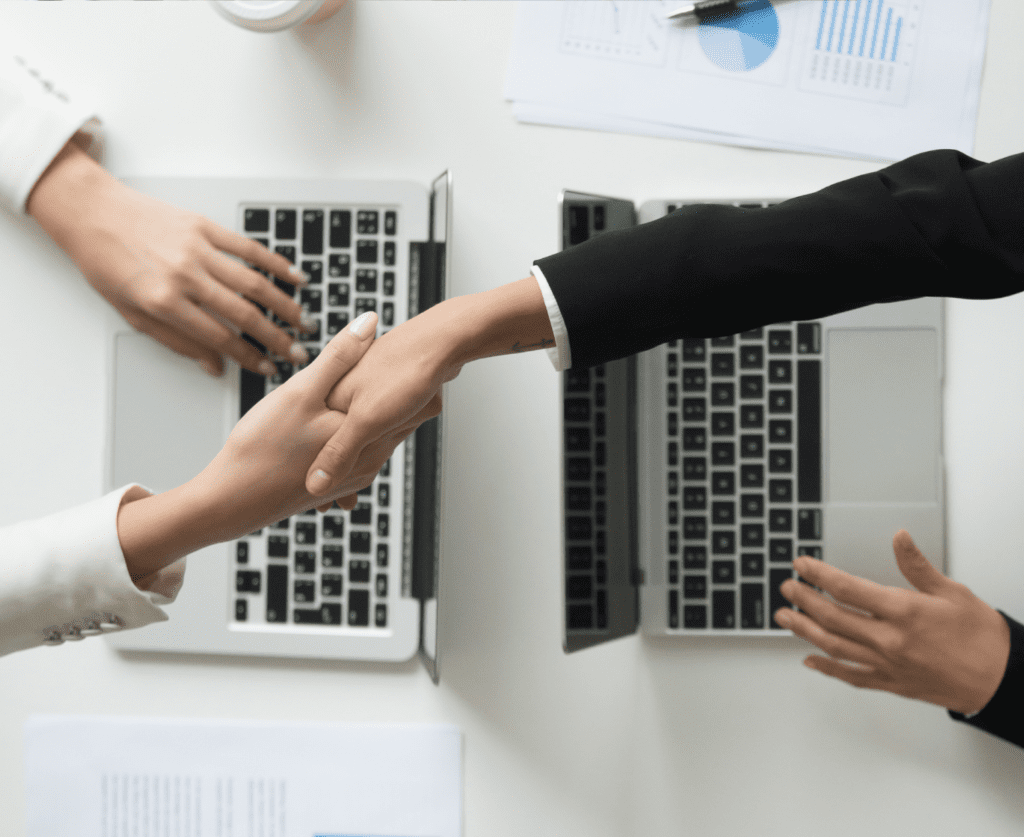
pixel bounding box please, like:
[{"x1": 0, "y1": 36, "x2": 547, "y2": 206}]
[{"x1": 1, "y1": 2, "x2": 1023, "y2": 835}]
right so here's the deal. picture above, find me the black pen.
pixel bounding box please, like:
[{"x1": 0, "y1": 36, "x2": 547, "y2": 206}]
[{"x1": 666, "y1": 0, "x2": 788, "y2": 23}]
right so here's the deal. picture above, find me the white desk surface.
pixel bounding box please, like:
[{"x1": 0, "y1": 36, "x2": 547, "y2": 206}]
[{"x1": 2, "y1": 2, "x2": 1024, "y2": 834}]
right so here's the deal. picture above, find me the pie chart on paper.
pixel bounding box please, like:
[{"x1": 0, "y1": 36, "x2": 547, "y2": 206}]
[{"x1": 697, "y1": 0, "x2": 780, "y2": 72}]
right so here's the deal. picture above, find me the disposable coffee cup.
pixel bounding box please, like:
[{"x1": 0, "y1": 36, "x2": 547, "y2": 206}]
[{"x1": 212, "y1": 0, "x2": 346, "y2": 33}]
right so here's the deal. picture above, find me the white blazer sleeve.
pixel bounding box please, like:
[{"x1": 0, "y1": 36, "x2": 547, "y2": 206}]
[
  {"x1": 0, "y1": 51, "x2": 103, "y2": 215},
  {"x1": 0, "y1": 485, "x2": 185, "y2": 657}
]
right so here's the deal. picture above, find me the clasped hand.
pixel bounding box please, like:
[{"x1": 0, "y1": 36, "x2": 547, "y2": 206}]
[{"x1": 775, "y1": 531, "x2": 1011, "y2": 716}]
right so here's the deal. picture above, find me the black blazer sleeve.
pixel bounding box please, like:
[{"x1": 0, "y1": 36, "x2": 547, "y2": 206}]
[
  {"x1": 534, "y1": 149, "x2": 1024, "y2": 370},
  {"x1": 948, "y1": 612, "x2": 1024, "y2": 748}
]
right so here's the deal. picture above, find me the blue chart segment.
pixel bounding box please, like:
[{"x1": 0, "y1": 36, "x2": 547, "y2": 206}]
[
  {"x1": 815, "y1": 0, "x2": 904, "y2": 61},
  {"x1": 698, "y1": 0, "x2": 780, "y2": 72}
]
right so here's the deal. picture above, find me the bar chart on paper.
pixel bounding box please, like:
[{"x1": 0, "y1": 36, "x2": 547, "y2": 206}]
[
  {"x1": 559, "y1": 0, "x2": 671, "y2": 66},
  {"x1": 800, "y1": 0, "x2": 921, "y2": 105}
]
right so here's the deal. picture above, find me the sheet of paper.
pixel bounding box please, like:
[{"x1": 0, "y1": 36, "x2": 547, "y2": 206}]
[
  {"x1": 505, "y1": 0, "x2": 990, "y2": 161},
  {"x1": 24, "y1": 715, "x2": 461, "y2": 837}
]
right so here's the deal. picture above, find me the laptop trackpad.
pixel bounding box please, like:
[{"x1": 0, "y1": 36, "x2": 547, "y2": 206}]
[
  {"x1": 825, "y1": 328, "x2": 942, "y2": 588},
  {"x1": 827, "y1": 328, "x2": 939, "y2": 504},
  {"x1": 111, "y1": 332, "x2": 229, "y2": 494}
]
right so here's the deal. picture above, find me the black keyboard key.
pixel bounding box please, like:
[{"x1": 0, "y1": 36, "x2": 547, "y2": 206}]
[
  {"x1": 595, "y1": 443, "x2": 606, "y2": 467},
  {"x1": 567, "y1": 604, "x2": 593, "y2": 630},
  {"x1": 768, "y1": 450, "x2": 792, "y2": 472},
  {"x1": 739, "y1": 344, "x2": 764, "y2": 368},
  {"x1": 357, "y1": 210, "x2": 379, "y2": 235},
  {"x1": 682, "y1": 338, "x2": 706, "y2": 362},
  {"x1": 326, "y1": 311, "x2": 350, "y2": 336},
  {"x1": 375, "y1": 603, "x2": 388, "y2": 627},
  {"x1": 349, "y1": 531, "x2": 371, "y2": 554},
  {"x1": 322, "y1": 544, "x2": 344, "y2": 568},
  {"x1": 329, "y1": 210, "x2": 351, "y2": 248},
  {"x1": 668, "y1": 471, "x2": 680, "y2": 499},
  {"x1": 382, "y1": 302, "x2": 394, "y2": 326},
  {"x1": 377, "y1": 514, "x2": 389, "y2": 538},
  {"x1": 770, "y1": 568, "x2": 794, "y2": 628},
  {"x1": 295, "y1": 522, "x2": 317, "y2": 546},
  {"x1": 769, "y1": 479, "x2": 793, "y2": 503},
  {"x1": 768, "y1": 330, "x2": 792, "y2": 353},
  {"x1": 383, "y1": 241, "x2": 395, "y2": 266},
  {"x1": 683, "y1": 457, "x2": 707, "y2": 480},
  {"x1": 239, "y1": 369, "x2": 266, "y2": 417},
  {"x1": 740, "y1": 404, "x2": 764, "y2": 428},
  {"x1": 769, "y1": 538, "x2": 792, "y2": 562},
  {"x1": 712, "y1": 501, "x2": 735, "y2": 525},
  {"x1": 565, "y1": 398, "x2": 590, "y2": 422},
  {"x1": 375, "y1": 573, "x2": 388, "y2": 597},
  {"x1": 683, "y1": 517, "x2": 707, "y2": 539},
  {"x1": 292, "y1": 604, "x2": 339, "y2": 625},
  {"x1": 236, "y1": 542, "x2": 249, "y2": 564},
  {"x1": 300, "y1": 286, "x2": 323, "y2": 314},
  {"x1": 798, "y1": 508, "x2": 823, "y2": 539},
  {"x1": 768, "y1": 360, "x2": 792, "y2": 384},
  {"x1": 711, "y1": 471, "x2": 735, "y2": 495},
  {"x1": 302, "y1": 259, "x2": 322, "y2": 284},
  {"x1": 666, "y1": 352, "x2": 678, "y2": 376},
  {"x1": 711, "y1": 353, "x2": 735, "y2": 376},
  {"x1": 567, "y1": 486, "x2": 592, "y2": 511},
  {"x1": 273, "y1": 518, "x2": 291, "y2": 530},
  {"x1": 712, "y1": 442, "x2": 734, "y2": 466},
  {"x1": 711, "y1": 412, "x2": 734, "y2": 435},
  {"x1": 683, "y1": 486, "x2": 706, "y2": 510},
  {"x1": 356, "y1": 240, "x2": 378, "y2": 263},
  {"x1": 668, "y1": 560, "x2": 680, "y2": 584},
  {"x1": 740, "y1": 375, "x2": 764, "y2": 399},
  {"x1": 683, "y1": 368, "x2": 706, "y2": 392},
  {"x1": 668, "y1": 501, "x2": 679, "y2": 525},
  {"x1": 566, "y1": 575, "x2": 593, "y2": 600},
  {"x1": 328, "y1": 254, "x2": 351, "y2": 279},
  {"x1": 684, "y1": 605, "x2": 707, "y2": 629},
  {"x1": 348, "y1": 559, "x2": 371, "y2": 584},
  {"x1": 711, "y1": 382, "x2": 734, "y2": 406},
  {"x1": 682, "y1": 398, "x2": 706, "y2": 421},
  {"x1": 327, "y1": 282, "x2": 350, "y2": 309},
  {"x1": 682, "y1": 428, "x2": 706, "y2": 451},
  {"x1": 565, "y1": 368, "x2": 590, "y2": 392},
  {"x1": 268, "y1": 535, "x2": 289, "y2": 558},
  {"x1": 236, "y1": 570, "x2": 261, "y2": 593},
  {"x1": 740, "y1": 434, "x2": 764, "y2": 458},
  {"x1": 244, "y1": 208, "x2": 270, "y2": 232},
  {"x1": 740, "y1": 494, "x2": 764, "y2": 516},
  {"x1": 567, "y1": 516, "x2": 592, "y2": 540},
  {"x1": 768, "y1": 390, "x2": 793, "y2": 413},
  {"x1": 684, "y1": 575, "x2": 707, "y2": 599},
  {"x1": 741, "y1": 553, "x2": 765, "y2": 577},
  {"x1": 302, "y1": 209, "x2": 324, "y2": 255},
  {"x1": 669, "y1": 590, "x2": 679, "y2": 629},
  {"x1": 376, "y1": 543, "x2": 389, "y2": 567},
  {"x1": 356, "y1": 268, "x2": 378, "y2": 292},
  {"x1": 769, "y1": 509, "x2": 792, "y2": 533},
  {"x1": 567, "y1": 457, "x2": 592, "y2": 481},
  {"x1": 321, "y1": 573, "x2": 343, "y2": 597},
  {"x1": 294, "y1": 579, "x2": 315, "y2": 603},
  {"x1": 710, "y1": 336, "x2": 734, "y2": 347},
  {"x1": 740, "y1": 464, "x2": 764, "y2": 488},
  {"x1": 295, "y1": 550, "x2": 316, "y2": 574},
  {"x1": 712, "y1": 560, "x2": 735, "y2": 584},
  {"x1": 741, "y1": 523, "x2": 764, "y2": 547},
  {"x1": 568, "y1": 545, "x2": 593, "y2": 570},
  {"x1": 683, "y1": 546, "x2": 707, "y2": 569},
  {"x1": 741, "y1": 583, "x2": 765, "y2": 628},
  {"x1": 566, "y1": 427, "x2": 591, "y2": 452},
  {"x1": 711, "y1": 530, "x2": 735, "y2": 554},
  {"x1": 266, "y1": 564, "x2": 287, "y2": 623},
  {"x1": 384, "y1": 210, "x2": 397, "y2": 235},
  {"x1": 797, "y1": 322, "x2": 821, "y2": 354},
  {"x1": 350, "y1": 503, "x2": 372, "y2": 525},
  {"x1": 712, "y1": 589, "x2": 736, "y2": 628},
  {"x1": 235, "y1": 599, "x2": 247, "y2": 621},
  {"x1": 323, "y1": 515, "x2": 345, "y2": 539},
  {"x1": 275, "y1": 209, "x2": 296, "y2": 240},
  {"x1": 769, "y1": 419, "x2": 792, "y2": 443},
  {"x1": 347, "y1": 590, "x2": 370, "y2": 626},
  {"x1": 797, "y1": 359, "x2": 822, "y2": 502},
  {"x1": 798, "y1": 545, "x2": 823, "y2": 561}
]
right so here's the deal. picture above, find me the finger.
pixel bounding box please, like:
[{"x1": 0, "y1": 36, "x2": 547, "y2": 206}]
[
  {"x1": 774, "y1": 606, "x2": 880, "y2": 669},
  {"x1": 302, "y1": 310, "x2": 378, "y2": 400},
  {"x1": 153, "y1": 297, "x2": 278, "y2": 377},
  {"x1": 792, "y1": 555, "x2": 903, "y2": 620},
  {"x1": 203, "y1": 248, "x2": 306, "y2": 331},
  {"x1": 779, "y1": 577, "x2": 882, "y2": 646},
  {"x1": 123, "y1": 306, "x2": 224, "y2": 376},
  {"x1": 337, "y1": 494, "x2": 358, "y2": 511},
  {"x1": 892, "y1": 529, "x2": 950, "y2": 596},
  {"x1": 315, "y1": 501, "x2": 334, "y2": 513},
  {"x1": 204, "y1": 221, "x2": 309, "y2": 289},
  {"x1": 191, "y1": 272, "x2": 309, "y2": 365},
  {"x1": 803, "y1": 655, "x2": 880, "y2": 690}
]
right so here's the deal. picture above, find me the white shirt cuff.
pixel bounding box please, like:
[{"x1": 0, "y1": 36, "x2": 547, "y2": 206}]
[
  {"x1": 0, "y1": 53, "x2": 104, "y2": 215},
  {"x1": 531, "y1": 264, "x2": 572, "y2": 371},
  {"x1": 0, "y1": 485, "x2": 185, "y2": 657}
]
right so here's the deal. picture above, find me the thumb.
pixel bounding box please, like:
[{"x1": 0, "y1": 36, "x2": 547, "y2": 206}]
[
  {"x1": 892, "y1": 529, "x2": 949, "y2": 595},
  {"x1": 303, "y1": 311, "x2": 377, "y2": 402}
]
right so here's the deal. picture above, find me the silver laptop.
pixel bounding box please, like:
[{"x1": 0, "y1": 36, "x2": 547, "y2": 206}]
[
  {"x1": 558, "y1": 191, "x2": 945, "y2": 651},
  {"x1": 105, "y1": 173, "x2": 452, "y2": 681}
]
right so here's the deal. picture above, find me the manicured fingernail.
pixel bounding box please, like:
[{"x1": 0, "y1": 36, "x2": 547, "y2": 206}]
[
  {"x1": 301, "y1": 314, "x2": 319, "y2": 333},
  {"x1": 308, "y1": 469, "x2": 331, "y2": 495},
  {"x1": 258, "y1": 359, "x2": 277, "y2": 377},
  {"x1": 289, "y1": 343, "x2": 310, "y2": 364},
  {"x1": 289, "y1": 265, "x2": 309, "y2": 284},
  {"x1": 349, "y1": 311, "x2": 374, "y2": 337}
]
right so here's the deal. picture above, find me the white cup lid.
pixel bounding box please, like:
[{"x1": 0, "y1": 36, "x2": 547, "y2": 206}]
[{"x1": 212, "y1": 0, "x2": 321, "y2": 32}]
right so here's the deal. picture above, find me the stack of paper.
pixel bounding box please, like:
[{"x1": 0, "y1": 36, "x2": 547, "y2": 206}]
[{"x1": 505, "y1": 0, "x2": 991, "y2": 161}]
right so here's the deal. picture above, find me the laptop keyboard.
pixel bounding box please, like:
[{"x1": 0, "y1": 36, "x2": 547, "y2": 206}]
[
  {"x1": 563, "y1": 323, "x2": 825, "y2": 634},
  {"x1": 231, "y1": 203, "x2": 408, "y2": 630}
]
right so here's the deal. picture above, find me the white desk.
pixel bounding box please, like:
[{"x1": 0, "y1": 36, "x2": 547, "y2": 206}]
[{"x1": 2, "y1": 2, "x2": 1024, "y2": 834}]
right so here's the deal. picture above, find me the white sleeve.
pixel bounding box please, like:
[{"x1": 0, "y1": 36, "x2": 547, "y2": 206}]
[
  {"x1": 531, "y1": 265, "x2": 572, "y2": 371},
  {"x1": 0, "y1": 485, "x2": 186, "y2": 657},
  {"x1": 0, "y1": 52, "x2": 103, "y2": 215}
]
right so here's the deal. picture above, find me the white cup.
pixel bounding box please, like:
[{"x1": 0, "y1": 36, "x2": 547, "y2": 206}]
[{"x1": 212, "y1": 0, "x2": 346, "y2": 33}]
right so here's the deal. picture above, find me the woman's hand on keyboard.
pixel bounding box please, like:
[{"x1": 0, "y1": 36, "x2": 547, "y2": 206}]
[
  {"x1": 774, "y1": 530, "x2": 1011, "y2": 716},
  {"x1": 27, "y1": 134, "x2": 311, "y2": 378}
]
